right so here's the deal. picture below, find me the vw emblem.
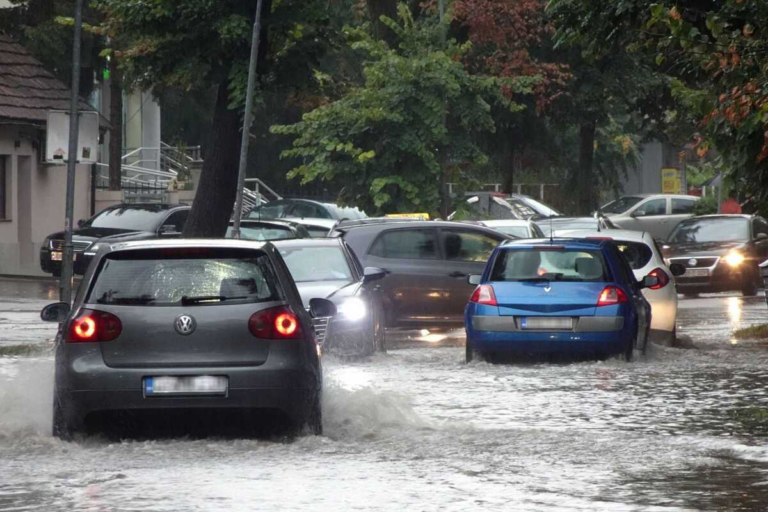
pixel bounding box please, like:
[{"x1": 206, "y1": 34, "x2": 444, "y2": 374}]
[
  {"x1": 544, "y1": 285, "x2": 552, "y2": 293},
  {"x1": 174, "y1": 314, "x2": 196, "y2": 335},
  {"x1": 688, "y1": 258, "x2": 698, "y2": 267}
]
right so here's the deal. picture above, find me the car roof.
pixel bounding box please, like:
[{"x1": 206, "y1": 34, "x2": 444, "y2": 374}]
[
  {"x1": 500, "y1": 238, "x2": 607, "y2": 249},
  {"x1": 555, "y1": 229, "x2": 650, "y2": 243},
  {"x1": 106, "y1": 239, "x2": 269, "y2": 253},
  {"x1": 479, "y1": 219, "x2": 532, "y2": 227},
  {"x1": 334, "y1": 219, "x2": 510, "y2": 233},
  {"x1": 272, "y1": 238, "x2": 342, "y2": 249},
  {"x1": 284, "y1": 217, "x2": 337, "y2": 228},
  {"x1": 105, "y1": 203, "x2": 189, "y2": 211},
  {"x1": 229, "y1": 218, "x2": 302, "y2": 228},
  {"x1": 617, "y1": 193, "x2": 700, "y2": 199}
]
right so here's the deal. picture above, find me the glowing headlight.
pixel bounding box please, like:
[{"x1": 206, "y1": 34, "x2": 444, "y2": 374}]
[
  {"x1": 338, "y1": 298, "x2": 366, "y2": 321},
  {"x1": 724, "y1": 251, "x2": 745, "y2": 267}
]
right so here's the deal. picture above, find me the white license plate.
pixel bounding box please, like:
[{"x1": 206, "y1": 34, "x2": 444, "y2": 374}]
[
  {"x1": 684, "y1": 268, "x2": 709, "y2": 277},
  {"x1": 50, "y1": 252, "x2": 76, "y2": 262},
  {"x1": 521, "y1": 317, "x2": 573, "y2": 330},
  {"x1": 144, "y1": 376, "x2": 228, "y2": 396}
]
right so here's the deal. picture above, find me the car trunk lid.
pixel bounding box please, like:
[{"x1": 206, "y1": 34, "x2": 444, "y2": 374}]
[{"x1": 492, "y1": 281, "x2": 603, "y2": 316}]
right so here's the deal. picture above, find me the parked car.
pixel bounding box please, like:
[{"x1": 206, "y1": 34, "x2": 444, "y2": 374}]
[
  {"x1": 330, "y1": 220, "x2": 511, "y2": 328},
  {"x1": 284, "y1": 218, "x2": 338, "y2": 238},
  {"x1": 450, "y1": 193, "x2": 561, "y2": 221},
  {"x1": 505, "y1": 194, "x2": 562, "y2": 219},
  {"x1": 761, "y1": 260, "x2": 768, "y2": 307},
  {"x1": 40, "y1": 204, "x2": 191, "y2": 277},
  {"x1": 478, "y1": 219, "x2": 545, "y2": 239},
  {"x1": 464, "y1": 238, "x2": 655, "y2": 363},
  {"x1": 40, "y1": 239, "x2": 336, "y2": 438},
  {"x1": 662, "y1": 215, "x2": 768, "y2": 296},
  {"x1": 535, "y1": 216, "x2": 617, "y2": 237},
  {"x1": 226, "y1": 219, "x2": 310, "y2": 241},
  {"x1": 274, "y1": 238, "x2": 386, "y2": 356},
  {"x1": 560, "y1": 229, "x2": 686, "y2": 344},
  {"x1": 600, "y1": 194, "x2": 700, "y2": 240},
  {"x1": 245, "y1": 199, "x2": 366, "y2": 221}
]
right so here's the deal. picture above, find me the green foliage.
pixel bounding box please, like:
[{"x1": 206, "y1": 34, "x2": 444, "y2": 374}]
[
  {"x1": 693, "y1": 194, "x2": 717, "y2": 216},
  {"x1": 271, "y1": 6, "x2": 534, "y2": 214}
]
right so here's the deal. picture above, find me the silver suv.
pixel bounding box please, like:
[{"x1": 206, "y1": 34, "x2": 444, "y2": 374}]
[{"x1": 600, "y1": 194, "x2": 700, "y2": 240}]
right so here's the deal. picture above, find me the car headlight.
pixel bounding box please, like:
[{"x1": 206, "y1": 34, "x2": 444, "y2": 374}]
[
  {"x1": 724, "y1": 251, "x2": 745, "y2": 267},
  {"x1": 337, "y1": 297, "x2": 367, "y2": 321}
]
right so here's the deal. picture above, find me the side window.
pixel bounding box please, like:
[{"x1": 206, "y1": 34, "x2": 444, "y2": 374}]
[
  {"x1": 369, "y1": 229, "x2": 438, "y2": 260},
  {"x1": 671, "y1": 199, "x2": 696, "y2": 215},
  {"x1": 443, "y1": 230, "x2": 500, "y2": 263},
  {"x1": 162, "y1": 210, "x2": 189, "y2": 232},
  {"x1": 636, "y1": 198, "x2": 667, "y2": 216},
  {"x1": 291, "y1": 202, "x2": 329, "y2": 219},
  {"x1": 609, "y1": 245, "x2": 636, "y2": 285}
]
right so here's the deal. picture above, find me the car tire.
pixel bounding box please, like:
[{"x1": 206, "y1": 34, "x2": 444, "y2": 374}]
[
  {"x1": 373, "y1": 315, "x2": 386, "y2": 353},
  {"x1": 465, "y1": 340, "x2": 474, "y2": 363},
  {"x1": 741, "y1": 277, "x2": 759, "y2": 297},
  {"x1": 52, "y1": 395, "x2": 77, "y2": 440},
  {"x1": 623, "y1": 328, "x2": 636, "y2": 362},
  {"x1": 304, "y1": 395, "x2": 323, "y2": 436}
]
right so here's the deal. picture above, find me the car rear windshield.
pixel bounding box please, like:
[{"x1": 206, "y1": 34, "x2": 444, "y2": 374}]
[
  {"x1": 87, "y1": 248, "x2": 283, "y2": 306},
  {"x1": 615, "y1": 241, "x2": 653, "y2": 270},
  {"x1": 86, "y1": 207, "x2": 169, "y2": 231},
  {"x1": 490, "y1": 248, "x2": 609, "y2": 282},
  {"x1": 278, "y1": 246, "x2": 353, "y2": 283},
  {"x1": 601, "y1": 196, "x2": 643, "y2": 214},
  {"x1": 226, "y1": 224, "x2": 295, "y2": 241},
  {"x1": 668, "y1": 218, "x2": 749, "y2": 244}
]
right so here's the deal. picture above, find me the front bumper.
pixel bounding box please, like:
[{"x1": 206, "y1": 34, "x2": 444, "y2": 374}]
[
  {"x1": 39, "y1": 248, "x2": 93, "y2": 275},
  {"x1": 323, "y1": 317, "x2": 374, "y2": 356}
]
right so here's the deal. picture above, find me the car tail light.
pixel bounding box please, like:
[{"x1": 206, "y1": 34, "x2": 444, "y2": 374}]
[
  {"x1": 249, "y1": 306, "x2": 303, "y2": 339},
  {"x1": 469, "y1": 284, "x2": 498, "y2": 306},
  {"x1": 597, "y1": 286, "x2": 628, "y2": 307},
  {"x1": 67, "y1": 309, "x2": 122, "y2": 343},
  {"x1": 647, "y1": 267, "x2": 669, "y2": 290}
]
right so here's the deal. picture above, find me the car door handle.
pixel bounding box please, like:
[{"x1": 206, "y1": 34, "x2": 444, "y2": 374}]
[{"x1": 448, "y1": 271, "x2": 466, "y2": 278}]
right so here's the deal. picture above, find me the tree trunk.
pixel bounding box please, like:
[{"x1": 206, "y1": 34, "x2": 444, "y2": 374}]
[
  {"x1": 578, "y1": 122, "x2": 596, "y2": 215},
  {"x1": 28, "y1": 0, "x2": 54, "y2": 25},
  {"x1": 182, "y1": 80, "x2": 242, "y2": 238},
  {"x1": 367, "y1": 0, "x2": 399, "y2": 46},
  {"x1": 108, "y1": 56, "x2": 123, "y2": 191}
]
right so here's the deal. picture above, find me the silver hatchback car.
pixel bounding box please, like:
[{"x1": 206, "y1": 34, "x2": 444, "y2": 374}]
[{"x1": 41, "y1": 239, "x2": 336, "y2": 439}]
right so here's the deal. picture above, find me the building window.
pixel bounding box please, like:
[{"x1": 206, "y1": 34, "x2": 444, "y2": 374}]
[{"x1": 0, "y1": 156, "x2": 7, "y2": 220}]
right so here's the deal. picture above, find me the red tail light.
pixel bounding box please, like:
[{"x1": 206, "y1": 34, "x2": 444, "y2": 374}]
[
  {"x1": 597, "y1": 286, "x2": 628, "y2": 307},
  {"x1": 249, "y1": 306, "x2": 303, "y2": 339},
  {"x1": 67, "y1": 309, "x2": 122, "y2": 343},
  {"x1": 469, "y1": 284, "x2": 498, "y2": 306},
  {"x1": 647, "y1": 267, "x2": 669, "y2": 290}
]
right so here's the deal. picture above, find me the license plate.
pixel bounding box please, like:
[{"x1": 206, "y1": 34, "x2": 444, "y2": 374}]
[
  {"x1": 144, "y1": 376, "x2": 228, "y2": 396},
  {"x1": 50, "y1": 252, "x2": 76, "y2": 262},
  {"x1": 521, "y1": 317, "x2": 573, "y2": 330},
  {"x1": 684, "y1": 268, "x2": 709, "y2": 277}
]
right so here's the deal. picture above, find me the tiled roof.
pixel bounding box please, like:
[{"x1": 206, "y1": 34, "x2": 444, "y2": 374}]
[{"x1": 0, "y1": 34, "x2": 96, "y2": 124}]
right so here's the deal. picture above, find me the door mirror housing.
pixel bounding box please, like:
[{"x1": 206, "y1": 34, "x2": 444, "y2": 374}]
[
  {"x1": 41, "y1": 302, "x2": 70, "y2": 322},
  {"x1": 468, "y1": 274, "x2": 482, "y2": 285},
  {"x1": 756, "y1": 232, "x2": 768, "y2": 241},
  {"x1": 77, "y1": 219, "x2": 85, "y2": 228},
  {"x1": 640, "y1": 275, "x2": 660, "y2": 289},
  {"x1": 158, "y1": 224, "x2": 180, "y2": 236},
  {"x1": 363, "y1": 267, "x2": 387, "y2": 283},
  {"x1": 309, "y1": 298, "x2": 337, "y2": 318},
  {"x1": 630, "y1": 210, "x2": 645, "y2": 218},
  {"x1": 669, "y1": 263, "x2": 686, "y2": 277}
]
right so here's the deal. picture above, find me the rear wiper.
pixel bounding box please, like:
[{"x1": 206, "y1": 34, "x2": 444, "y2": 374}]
[{"x1": 180, "y1": 295, "x2": 248, "y2": 305}]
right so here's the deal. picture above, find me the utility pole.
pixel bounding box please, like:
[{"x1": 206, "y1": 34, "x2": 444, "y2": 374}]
[
  {"x1": 60, "y1": 0, "x2": 84, "y2": 305},
  {"x1": 438, "y1": 0, "x2": 449, "y2": 219},
  {"x1": 231, "y1": 0, "x2": 264, "y2": 239}
]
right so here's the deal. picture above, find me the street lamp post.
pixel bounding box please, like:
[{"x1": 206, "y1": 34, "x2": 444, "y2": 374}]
[
  {"x1": 60, "y1": 0, "x2": 84, "y2": 305},
  {"x1": 231, "y1": 0, "x2": 265, "y2": 239}
]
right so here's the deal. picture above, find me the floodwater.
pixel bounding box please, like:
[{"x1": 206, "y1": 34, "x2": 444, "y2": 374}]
[{"x1": 1, "y1": 290, "x2": 767, "y2": 511}]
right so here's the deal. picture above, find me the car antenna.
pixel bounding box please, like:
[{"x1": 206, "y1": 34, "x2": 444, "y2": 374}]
[{"x1": 549, "y1": 214, "x2": 554, "y2": 244}]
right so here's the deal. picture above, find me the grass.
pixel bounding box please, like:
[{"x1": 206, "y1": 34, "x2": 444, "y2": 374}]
[
  {"x1": 733, "y1": 324, "x2": 768, "y2": 340},
  {"x1": 0, "y1": 342, "x2": 52, "y2": 357}
]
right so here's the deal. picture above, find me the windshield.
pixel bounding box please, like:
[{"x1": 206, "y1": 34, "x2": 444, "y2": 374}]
[
  {"x1": 88, "y1": 249, "x2": 282, "y2": 306},
  {"x1": 517, "y1": 197, "x2": 561, "y2": 217},
  {"x1": 279, "y1": 245, "x2": 353, "y2": 283},
  {"x1": 601, "y1": 196, "x2": 644, "y2": 214},
  {"x1": 538, "y1": 220, "x2": 598, "y2": 236},
  {"x1": 225, "y1": 224, "x2": 296, "y2": 241},
  {"x1": 494, "y1": 226, "x2": 529, "y2": 238},
  {"x1": 668, "y1": 218, "x2": 750, "y2": 244},
  {"x1": 491, "y1": 248, "x2": 609, "y2": 282},
  {"x1": 245, "y1": 201, "x2": 291, "y2": 219},
  {"x1": 86, "y1": 207, "x2": 169, "y2": 231}
]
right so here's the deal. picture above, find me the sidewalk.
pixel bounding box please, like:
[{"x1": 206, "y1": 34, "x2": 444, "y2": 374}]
[{"x1": 0, "y1": 277, "x2": 60, "y2": 347}]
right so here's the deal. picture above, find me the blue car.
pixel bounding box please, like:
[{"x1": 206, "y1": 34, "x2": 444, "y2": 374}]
[{"x1": 464, "y1": 239, "x2": 656, "y2": 362}]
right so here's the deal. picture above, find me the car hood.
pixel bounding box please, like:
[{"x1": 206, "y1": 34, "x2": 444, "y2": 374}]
[
  {"x1": 293, "y1": 280, "x2": 361, "y2": 308},
  {"x1": 663, "y1": 241, "x2": 747, "y2": 259},
  {"x1": 48, "y1": 226, "x2": 146, "y2": 242}
]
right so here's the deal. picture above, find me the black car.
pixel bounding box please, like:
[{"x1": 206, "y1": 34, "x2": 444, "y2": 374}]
[
  {"x1": 662, "y1": 215, "x2": 768, "y2": 296},
  {"x1": 40, "y1": 204, "x2": 190, "y2": 276},
  {"x1": 274, "y1": 238, "x2": 386, "y2": 356},
  {"x1": 226, "y1": 219, "x2": 310, "y2": 241},
  {"x1": 535, "y1": 216, "x2": 617, "y2": 236},
  {"x1": 330, "y1": 220, "x2": 511, "y2": 328},
  {"x1": 245, "y1": 199, "x2": 366, "y2": 222}
]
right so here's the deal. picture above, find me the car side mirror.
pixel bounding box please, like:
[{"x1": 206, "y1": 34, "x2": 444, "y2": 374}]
[
  {"x1": 669, "y1": 263, "x2": 686, "y2": 277},
  {"x1": 41, "y1": 302, "x2": 70, "y2": 322},
  {"x1": 363, "y1": 267, "x2": 386, "y2": 283},
  {"x1": 309, "y1": 298, "x2": 337, "y2": 318},
  {"x1": 77, "y1": 219, "x2": 85, "y2": 228},
  {"x1": 630, "y1": 210, "x2": 645, "y2": 218},
  {"x1": 756, "y1": 233, "x2": 768, "y2": 241},
  {"x1": 159, "y1": 224, "x2": 180, "y2": 235},
  {"x1": 468, "y1": 274, "x2": 482, "y2": 285},
  {"x1": 640, "y1": 275, "x2": 660, "y2": 289}
]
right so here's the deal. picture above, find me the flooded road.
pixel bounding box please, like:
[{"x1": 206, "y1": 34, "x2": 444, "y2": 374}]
[{"x1": 1, "y1": 287, "x2": 767, "y2": 511}]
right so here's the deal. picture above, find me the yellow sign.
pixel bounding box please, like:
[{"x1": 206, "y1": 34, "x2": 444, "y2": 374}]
[
  {"x1": 386, "y1": 213, "x2": 430, "y2": 220},
  {"x1": 661, "y1": 168, "x2": 681, "y2": 194}
]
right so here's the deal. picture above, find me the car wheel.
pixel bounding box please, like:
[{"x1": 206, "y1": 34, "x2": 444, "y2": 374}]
[
  {"x1": 741, "y1": 278, "x2": 759, "y2": 297},
  {"x1": 465, "y1": 339, "x2": 474, "y2": 363},
  {"x1": 374, "y1": 315, "x2": 386, "y2": 353},
  {"x1": 303, "y1": 395, "x2": 322, "y2": 436},
  {"x1": 623, "y1": 328, "x2": 636, "y2": 362},
  {"x1": 52, "y1": 394, "x2": 77, "y2": 440}
]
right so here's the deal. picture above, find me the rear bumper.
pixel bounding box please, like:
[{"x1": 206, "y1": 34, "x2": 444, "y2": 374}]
[{"x1": 39, "y1": 248, "x2": 93, "y2": 275}]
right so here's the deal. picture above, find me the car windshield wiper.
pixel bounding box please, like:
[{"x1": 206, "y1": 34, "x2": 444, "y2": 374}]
[{"x1": 180, "y1": 295, "x2": 248, "y2": 305}]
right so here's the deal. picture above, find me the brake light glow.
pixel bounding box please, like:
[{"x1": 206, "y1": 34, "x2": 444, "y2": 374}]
[
  {"x1": 67, "y1": 309, "x2": 122, "y2": 343},
  {"x1": 249, "y1": 306, "x2": 302, "y2": 339},
  {"x1": 597, "y1": 286, "x2": 628, "y2": 306},
  {"x1": 647, "y1": 267, "x2": 669, "y2": 290},
  {"x1": 469, "y1": 284, "x2": 498, "y2": 306}
]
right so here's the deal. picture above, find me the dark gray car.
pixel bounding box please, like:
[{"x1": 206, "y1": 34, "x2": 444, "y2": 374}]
[
  {"x1": 41, "y1": 239, "x2": 335, "y2": 439},
  {"x1": 330, "y1": 221, "x2": 510, "y2": 328}
]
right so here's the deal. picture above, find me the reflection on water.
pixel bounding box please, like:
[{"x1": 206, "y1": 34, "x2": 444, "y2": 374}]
[{"x1": 727, "y1": 296, "x2": 743, "y2": 327}]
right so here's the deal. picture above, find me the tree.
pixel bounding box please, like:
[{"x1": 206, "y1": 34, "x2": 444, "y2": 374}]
[{"x1": 272, "y1": 6, "x2": 534, "y2": 215}]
